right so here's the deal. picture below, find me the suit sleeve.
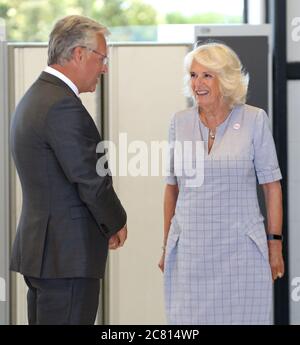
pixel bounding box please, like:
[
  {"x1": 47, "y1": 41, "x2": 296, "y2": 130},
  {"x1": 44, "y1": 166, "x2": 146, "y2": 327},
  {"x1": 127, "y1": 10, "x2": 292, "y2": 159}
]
[{"x1": 46, "y1": 97, "x2": 126, "y2": 238}]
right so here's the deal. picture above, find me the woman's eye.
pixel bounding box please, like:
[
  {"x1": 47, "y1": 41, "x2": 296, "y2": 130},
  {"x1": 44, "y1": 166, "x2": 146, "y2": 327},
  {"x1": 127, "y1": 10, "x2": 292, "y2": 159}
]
[
  {"x1": 204, "y1": 73, "x2": 213, "y2": 78},
  {"x1": 190, "y1": 72, "x2": 196, "y2": 78}
]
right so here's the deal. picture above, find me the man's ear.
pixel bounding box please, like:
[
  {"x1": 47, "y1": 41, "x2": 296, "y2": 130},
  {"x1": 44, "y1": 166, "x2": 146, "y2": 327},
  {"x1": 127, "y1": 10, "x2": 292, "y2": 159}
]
[{"x1": 72, "y1": 46, "x2": 85, "y2": 64}]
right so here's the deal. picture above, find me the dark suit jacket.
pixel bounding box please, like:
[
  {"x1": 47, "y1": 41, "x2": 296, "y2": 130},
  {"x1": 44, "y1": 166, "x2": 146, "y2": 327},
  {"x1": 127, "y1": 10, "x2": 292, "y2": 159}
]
[{"x1": 10, "y1": 72, "x2": 127, "y2": 279}]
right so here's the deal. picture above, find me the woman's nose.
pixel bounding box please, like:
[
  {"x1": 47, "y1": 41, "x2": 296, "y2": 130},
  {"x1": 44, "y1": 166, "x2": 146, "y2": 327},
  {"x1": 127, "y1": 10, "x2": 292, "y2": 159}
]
[{"x1": 194, "y1": 76, "x2": 204, "y2": 86}]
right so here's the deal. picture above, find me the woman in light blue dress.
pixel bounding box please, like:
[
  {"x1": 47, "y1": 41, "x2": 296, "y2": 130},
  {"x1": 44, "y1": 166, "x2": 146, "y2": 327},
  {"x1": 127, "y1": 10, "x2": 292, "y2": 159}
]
[{"x1": 159, "y1": 42, "x2": 285, "y2": 325}]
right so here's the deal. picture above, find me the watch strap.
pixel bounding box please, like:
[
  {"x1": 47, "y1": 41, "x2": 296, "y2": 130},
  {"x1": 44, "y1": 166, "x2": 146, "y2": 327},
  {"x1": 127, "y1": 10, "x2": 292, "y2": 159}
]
[{"x1": 266, "y1": 234, "x2": 283, "y2": 241}]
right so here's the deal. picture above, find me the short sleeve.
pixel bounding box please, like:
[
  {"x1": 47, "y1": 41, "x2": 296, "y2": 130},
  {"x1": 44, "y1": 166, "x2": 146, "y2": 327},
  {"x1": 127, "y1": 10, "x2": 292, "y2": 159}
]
[
  {"x1": 165, "y1": 115, "x2": 178, "y2": 185},
  {"x1": 253, "y1": 109, "x2": 282, "y2": 184}
]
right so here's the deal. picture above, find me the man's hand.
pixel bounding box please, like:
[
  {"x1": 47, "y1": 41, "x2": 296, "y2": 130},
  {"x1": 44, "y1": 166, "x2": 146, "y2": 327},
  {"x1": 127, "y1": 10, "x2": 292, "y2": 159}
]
[{"x1": 109, "y1": 224, "x2": 127, "y2": 250}]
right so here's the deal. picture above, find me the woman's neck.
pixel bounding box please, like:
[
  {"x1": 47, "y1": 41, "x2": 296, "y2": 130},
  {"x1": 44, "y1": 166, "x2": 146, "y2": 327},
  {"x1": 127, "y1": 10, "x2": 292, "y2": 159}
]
[{"x1": 199, "y1": 103, "x2": 231, "y2": 129}]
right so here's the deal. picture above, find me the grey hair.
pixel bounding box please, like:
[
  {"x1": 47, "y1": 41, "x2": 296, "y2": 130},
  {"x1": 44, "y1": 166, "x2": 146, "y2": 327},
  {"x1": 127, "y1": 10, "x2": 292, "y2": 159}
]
[
  {"x1": 48, "y1": 15, "x2": 109, "y2": 65},
  {"x1": 183, "y1": 42, "x2": 249, "y2": 108}
]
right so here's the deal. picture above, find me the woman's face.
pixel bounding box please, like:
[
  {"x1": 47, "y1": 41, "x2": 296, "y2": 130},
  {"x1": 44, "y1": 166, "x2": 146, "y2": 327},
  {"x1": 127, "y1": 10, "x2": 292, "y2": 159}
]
[{"x1": 190, "y1": 60, "x2": 222, "y2": 109}]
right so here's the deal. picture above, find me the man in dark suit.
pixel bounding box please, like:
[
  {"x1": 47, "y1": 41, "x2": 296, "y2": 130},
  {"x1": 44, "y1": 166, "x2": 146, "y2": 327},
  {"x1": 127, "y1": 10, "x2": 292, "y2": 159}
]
[{"x1": 10, "y1": 15, "x2": 127, "y2": 325}]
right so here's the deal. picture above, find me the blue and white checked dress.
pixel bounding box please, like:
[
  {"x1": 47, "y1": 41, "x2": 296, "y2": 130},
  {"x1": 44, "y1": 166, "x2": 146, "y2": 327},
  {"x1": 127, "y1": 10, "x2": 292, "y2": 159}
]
[{"x1": 164, "y1": 104, "x2": 282, "y2": 325}]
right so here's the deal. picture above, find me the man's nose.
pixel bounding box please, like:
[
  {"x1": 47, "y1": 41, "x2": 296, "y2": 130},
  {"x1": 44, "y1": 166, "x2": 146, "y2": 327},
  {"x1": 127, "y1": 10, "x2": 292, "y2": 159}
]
[{"x1": 101, "y1": 64, "x2": 108, "y2": 74}]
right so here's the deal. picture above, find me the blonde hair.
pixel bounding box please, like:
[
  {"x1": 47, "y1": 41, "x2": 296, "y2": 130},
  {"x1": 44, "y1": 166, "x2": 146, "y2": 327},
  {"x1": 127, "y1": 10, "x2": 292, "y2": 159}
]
[{"x1": 184, "y1": 42, "x2": 249, "y2": 108}]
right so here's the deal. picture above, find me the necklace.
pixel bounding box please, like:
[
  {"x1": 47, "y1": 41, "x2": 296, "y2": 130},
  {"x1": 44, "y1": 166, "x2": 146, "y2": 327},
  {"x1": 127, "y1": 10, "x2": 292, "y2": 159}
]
[{"x1": 209, "y1": 129, "x2": 216, "y2": 140}]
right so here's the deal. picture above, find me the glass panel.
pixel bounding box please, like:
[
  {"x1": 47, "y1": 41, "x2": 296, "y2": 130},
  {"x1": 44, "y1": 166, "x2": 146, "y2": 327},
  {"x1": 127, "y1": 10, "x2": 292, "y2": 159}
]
[{"x1": 0, "y1": 0, "x2": 244, "y2": 42}]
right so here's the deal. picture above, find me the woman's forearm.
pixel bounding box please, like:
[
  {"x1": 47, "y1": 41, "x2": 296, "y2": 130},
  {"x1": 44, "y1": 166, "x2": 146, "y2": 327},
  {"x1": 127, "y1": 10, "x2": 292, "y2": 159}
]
[
  {"x1": 262, "y1": 180, "x2": 285, "y2": 280},
  {"x1": 262, "y1": 181, "x2": 283, "y2": 235}
]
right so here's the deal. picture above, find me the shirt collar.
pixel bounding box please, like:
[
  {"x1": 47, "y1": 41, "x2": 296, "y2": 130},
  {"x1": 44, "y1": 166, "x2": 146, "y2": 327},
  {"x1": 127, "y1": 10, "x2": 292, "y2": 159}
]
[{"x1": 44, "y1": 66, "x2": 79, "y2": 97}]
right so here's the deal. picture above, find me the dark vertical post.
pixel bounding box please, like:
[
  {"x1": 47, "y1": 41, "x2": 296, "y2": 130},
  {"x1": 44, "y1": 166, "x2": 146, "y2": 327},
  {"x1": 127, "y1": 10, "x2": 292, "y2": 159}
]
[
  {"x1": 265, "y1": 0, "x2": 270, "y2": 23},
  {"x1": 267, "y1": 0, "x2": 289, "y2": 325},
  {"x1": 243, "y1": 0, "x2": 249, "y2": 23}
]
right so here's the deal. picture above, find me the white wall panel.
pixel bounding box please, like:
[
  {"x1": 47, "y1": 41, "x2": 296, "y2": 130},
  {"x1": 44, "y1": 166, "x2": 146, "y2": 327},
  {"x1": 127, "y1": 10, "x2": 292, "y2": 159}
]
[
  {"x1": 288, "y1": 81, "x2": 300, "y2": 324},
  {"x1": 287, "y1": 0, "x2": 300, "y2": 62},
  {"x1": 0, "y1": 41, "x2": 9, "y2": 324},
  {"x1": 107, "y1": 44, "x2": 189, "y2": 324}
]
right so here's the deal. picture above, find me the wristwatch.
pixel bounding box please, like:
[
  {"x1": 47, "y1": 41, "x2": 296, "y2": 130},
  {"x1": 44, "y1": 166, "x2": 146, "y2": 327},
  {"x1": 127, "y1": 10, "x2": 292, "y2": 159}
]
[{"x1": 266, "y1": 234, "x2": 283, "y2": 241}]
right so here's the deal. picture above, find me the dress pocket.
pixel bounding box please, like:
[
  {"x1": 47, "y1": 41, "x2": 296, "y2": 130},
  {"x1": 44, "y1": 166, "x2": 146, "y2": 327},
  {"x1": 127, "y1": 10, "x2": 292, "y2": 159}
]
[
  {"x1": 166, "y1": 216, "x2": 181, "y2": 253},
  {"x1": 245, "y1": 224, "x2": 269, "y2": 261}
]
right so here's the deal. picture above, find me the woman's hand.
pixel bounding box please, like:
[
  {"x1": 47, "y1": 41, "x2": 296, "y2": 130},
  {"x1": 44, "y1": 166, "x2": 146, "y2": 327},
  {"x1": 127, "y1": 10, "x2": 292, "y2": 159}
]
[
  {"x1": 158, "y1": 252, "x2": 166, "y2": 272},
  {"x1": 268, "y1": 240, "x2": 285, "y2": 281}
]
